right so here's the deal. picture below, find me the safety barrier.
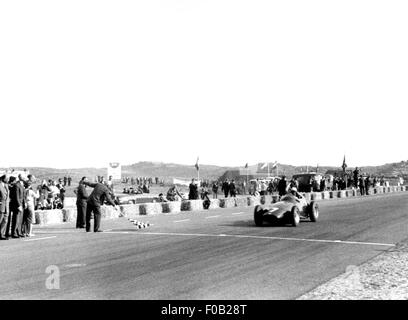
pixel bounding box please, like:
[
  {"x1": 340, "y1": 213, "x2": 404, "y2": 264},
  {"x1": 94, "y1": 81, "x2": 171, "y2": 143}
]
[
  {"x1": 247, "y1": 196, "x2": 261, "y2": 206},
  {"x1": 35, "y1": 210, "x2": 64, "y2": 225},
  {"x1": 235, "y1": 197, "x2": 248, "y2": 207},
  {"x1": 139, "y1": 203, "x2": 163, "y2": 215},
  {"x1": 208, "y1": 199, "x2": 221, "y2": 209},
  {"x1": 219, "y1": 198, "x2": 236, "y2": 208},
  {"x1": 311, "y1": 192, "x2": 322, "y2": 201},
  {"x1": 161, "y1": 201, "x2": 182, "y2": 214},
  {"x1": 35, "y1": 186, "x2": 408, "y2": 225}
]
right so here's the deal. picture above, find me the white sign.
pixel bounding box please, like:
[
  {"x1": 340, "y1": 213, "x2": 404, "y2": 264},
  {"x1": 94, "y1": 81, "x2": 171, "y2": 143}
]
[{"x1": 107, "y1": 162, "x2": 121, "y2": 180}]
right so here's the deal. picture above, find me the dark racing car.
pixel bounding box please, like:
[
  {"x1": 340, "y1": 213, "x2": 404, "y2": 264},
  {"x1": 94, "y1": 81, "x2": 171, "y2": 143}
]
[{"x1": 254, "y1": 189, "x2": 319, "y2": 227}]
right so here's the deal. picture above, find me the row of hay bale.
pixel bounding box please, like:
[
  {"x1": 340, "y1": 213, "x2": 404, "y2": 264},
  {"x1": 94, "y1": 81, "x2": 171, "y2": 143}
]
[
  {"x1": 34, "y1": 185, "x2": 408, "y2": 224},
  {"x1": 34, "y1": 204, "x2": 122, "y2": 225}
]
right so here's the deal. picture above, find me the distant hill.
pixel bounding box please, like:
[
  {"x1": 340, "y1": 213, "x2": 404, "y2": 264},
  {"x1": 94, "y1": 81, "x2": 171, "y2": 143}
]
[{"x1": 2, "y1": 160, "x2": 408, "y2": 184}]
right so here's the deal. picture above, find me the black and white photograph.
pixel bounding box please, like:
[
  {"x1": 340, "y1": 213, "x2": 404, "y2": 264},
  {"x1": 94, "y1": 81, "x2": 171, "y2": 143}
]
[{"x1": 1, "y1": 0, "x2": 408, "y2": 308}]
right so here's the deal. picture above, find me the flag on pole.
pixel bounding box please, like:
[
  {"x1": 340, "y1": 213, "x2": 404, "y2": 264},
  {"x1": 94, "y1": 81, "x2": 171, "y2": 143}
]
[
  {"x1": 260, "y1": 162, "x2": 268, "y2": 169},
  {"x1": 245, "y1": 163, "x2": 248, "y2": 169},
  {"x1": 270, "y1": 161, "x2": 278, "y2": 169},
  {"x1": 195, "y1": 157, "x2": 199, "y2": 171},
  {"x1": 342, "y1": 155, "x2": 347, "y2": 172}
]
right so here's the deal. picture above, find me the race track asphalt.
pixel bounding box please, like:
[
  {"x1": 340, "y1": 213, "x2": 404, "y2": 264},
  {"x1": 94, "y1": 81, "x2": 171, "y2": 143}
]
[{"x1": 1, "y1": 192, "x2": 408, "y2": 300}]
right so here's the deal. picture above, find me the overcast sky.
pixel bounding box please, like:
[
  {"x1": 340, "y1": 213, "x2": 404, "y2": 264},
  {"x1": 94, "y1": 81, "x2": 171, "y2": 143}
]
[{"x1": 1, "y1": 0, "x2": 407, "y2": 169}]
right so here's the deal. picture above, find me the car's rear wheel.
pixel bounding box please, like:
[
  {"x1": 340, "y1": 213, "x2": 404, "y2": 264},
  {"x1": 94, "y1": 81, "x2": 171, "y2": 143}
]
[
  {"x1": 291, "y1": 206, "x2": 300, "y2": 227},
  {"x1": 254, "y1": 205, "x2": 264, "y2": 226},
  {"x1": 309, "y1": 201, "x2": 319, "y2": 222}
]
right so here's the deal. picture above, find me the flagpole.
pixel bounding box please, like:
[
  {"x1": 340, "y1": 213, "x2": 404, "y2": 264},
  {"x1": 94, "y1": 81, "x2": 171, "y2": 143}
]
[{"x1": 267, "y1": 162, "x2": 269, "y2": 178}]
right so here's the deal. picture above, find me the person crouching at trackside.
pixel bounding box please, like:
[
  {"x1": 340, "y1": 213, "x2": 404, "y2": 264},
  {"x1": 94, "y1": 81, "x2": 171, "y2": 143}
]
[{"x1": 82, "y1": 180, "x2": 119, "y2": 232}]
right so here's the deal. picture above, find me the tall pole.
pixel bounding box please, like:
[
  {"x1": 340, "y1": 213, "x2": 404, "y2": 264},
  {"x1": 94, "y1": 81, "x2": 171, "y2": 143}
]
[{"x1": 267, "y1": 162, "x2": 270, "y2": 178}]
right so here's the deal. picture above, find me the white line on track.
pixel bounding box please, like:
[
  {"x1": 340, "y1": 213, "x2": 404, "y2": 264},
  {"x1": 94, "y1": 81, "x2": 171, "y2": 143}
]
[
  {"x1": 205, "y1": 215, "x2": 220, "y2": 219},
  {"x1": 173, "y1": 219, "x2": 190, "y2": 223},
  {"x1": 231, "y1": 212, "x2": 244, "y2": 215},
  {"x1": 23, "y1": 236, "x2": 57, "y2": 242},
  {"x1": 118, "y1": 231, "x2": 395, "y2": 247}
]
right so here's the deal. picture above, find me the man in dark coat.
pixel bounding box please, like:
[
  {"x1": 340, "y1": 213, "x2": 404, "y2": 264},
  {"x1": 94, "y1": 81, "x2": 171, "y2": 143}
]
[
  {"x1": 75, "y1": 177, "x2": 89, "y2": 228},
  {"x1": 353, "y1": 167, "x2": 359, "y2": 188},
  {"x1": 188, "y1": 179, "x2": 199, "y2": 200},
  {"x1": 9, "y1": 174, "x2": 26, "y2": 238},
  {"x1": 82, "y1": 181, "x2": 118, "y2": 232},
  {"x1": 222, "y1": 180, "x2": 230, "y2": 198},
  {"x1": 0, "y1": 174, "x2": 10, "y2": 240},
  {"x1": 365, "y1": 176, "x2": 371, "y2": 195},
  {"x1": 229, "y1": 180, "x2": 236, "y2": 197},
  {"x1": 359, "y1": 176, "x2": 365, "y2": 196},
  {"x1": 277, "y1": 176, "x2": 287, "y2": 197}
]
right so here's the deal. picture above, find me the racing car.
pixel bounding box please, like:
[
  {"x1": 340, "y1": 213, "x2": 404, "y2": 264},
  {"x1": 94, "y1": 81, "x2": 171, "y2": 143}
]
[{"x1": 254, "y1": 191, "x2": 319, "y2": 227}]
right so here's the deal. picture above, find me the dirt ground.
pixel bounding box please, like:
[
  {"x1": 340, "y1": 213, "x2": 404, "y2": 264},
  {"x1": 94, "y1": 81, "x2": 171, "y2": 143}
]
[{"x1": 298, "y1": 238, "x2": 408, "y2": 300}]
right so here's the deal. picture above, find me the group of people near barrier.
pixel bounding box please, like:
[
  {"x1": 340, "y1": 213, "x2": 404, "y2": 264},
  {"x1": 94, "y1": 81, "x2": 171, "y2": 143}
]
[
  {"x1": 74, "y1": 177, "x2": 119, "y2": 232},
  {"x1": 0, "y1": 173, "x2": 37, "y2": 240}
]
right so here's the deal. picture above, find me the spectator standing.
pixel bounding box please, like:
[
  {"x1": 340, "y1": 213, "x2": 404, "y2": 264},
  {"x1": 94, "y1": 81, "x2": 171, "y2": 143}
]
[
  {"x1": 9, "y1": 174, "x2": 26, "y2": 238},
  {"x1": 353, "y1": 167, "x2": 359, "y2": 188},
  {"x1": 359, "y1": 176, "x2": 365, "y2": 196},
  {"x1": 365, "y1": 176, "x2": 371, "y2": 195},
  {"x1": 82, "y1": 181, "x2": 118, "y2": 232},
  {"x1": 222, "y1": 180, "x2": 230, "y2": 198},
  {"x1": 0, "y1": 174, "x2": 10, "y2": 240},
  {"x1": 260, "y1": 180, "x2": 267, "y2": 196},
  {"x1": 37, "y1": 180, "x2": 51, "y2": 209},
  {"x1": 212, "y1": 182, "x2": 219, "y2": 199},
  {"x1": 48, "y1": 181, "x2": 60, "y2": 209},
  {"x1": 229, "y1": 180, "x2": 237, "y2": 197},
  {"x1": 75, "y1": 177, "x2": 89, "y2": 228},
  {"x1": 188, "y1": 179, "x2": 199, "y2": 200},
  {"x1": 107, "y1": 175, "x2": 114, "y2": 192},
  {"x1": 277, "y1": 176, "x2": 287, "y2": 197},
  {"x1": 57, "y1": 179, "x2": 66, "y2": 208},
  {"x1": 22, "y1": 181, "x2": 38, "y2": 237},
  {"x1": 320, "y1": 177, "x2": 326, "y2": 191},
  {"x1": 63, "y1": 176, "x2": 68, "y2": 187},
  {"x1": 67, "y1": 176, "x2": 72, "y2": 186}
]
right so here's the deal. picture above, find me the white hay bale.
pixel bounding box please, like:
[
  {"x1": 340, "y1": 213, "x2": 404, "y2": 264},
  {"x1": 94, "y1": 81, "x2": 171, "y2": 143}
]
[
  {"x1": 219, "y1": 198, "x2": 236, "y2": 208},
  {"x1": 234, "y1": 197, "x2": 248, "y2": 207},
  {"x1": 100, "y1": 205, "x2": 120, "y2": 219},
  {"x1": 260, "y1": 195, "x2": 273, "y2": 205},
  {"x1": 162, "y1": 201, "x2": 182, "y2": 214},
  {"x1": 338, "y1": 190, "x2": 346, "y2": 198},
  {"x1": 119, "y1": 204, "x2": 141, "y2": 218},
  {"x1": 303, "y1": 193, "x2": 312, "y2": 202},
  {"x1": 311, "y1": 193, "x2": 322, "y2": 201},
  {"x1": 62, "y1": 208, "x2": 77, "y2": 222},
  {"x1": 247, "y1": 196, "x2": 260, "y2": 206},
  {"x1": 321, "y1": 191, "x2": 330, "y2": 199},
  {"x1": 139, "y1": 203, "x2": 163, "y2": 215},
  {"x1": 35, "y1": 210, "x2": 64, "y2": 225},
  {"x1": 208, "y1": 199, "x2": 220, "y2": 209}
]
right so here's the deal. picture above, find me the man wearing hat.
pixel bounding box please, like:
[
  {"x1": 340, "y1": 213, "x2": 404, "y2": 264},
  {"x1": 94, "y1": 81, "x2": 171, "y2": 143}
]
[{"x1": 0, "y1": 174, "x2": 10, "y2": 240}]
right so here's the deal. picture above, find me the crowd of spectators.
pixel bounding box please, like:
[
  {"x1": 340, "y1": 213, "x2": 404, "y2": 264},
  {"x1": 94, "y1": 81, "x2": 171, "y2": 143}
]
[{"x1": 0, "y1": 173, "x2": 40, "y2": 240}]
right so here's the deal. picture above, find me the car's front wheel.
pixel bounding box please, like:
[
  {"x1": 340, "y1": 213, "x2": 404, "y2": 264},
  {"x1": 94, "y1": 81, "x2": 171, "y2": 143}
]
[
  {"x1": 309, "y1": 201, "x2": 319, "y2": 222},
  {"x1": 254, "y1": 205, "x2": 264, "y2": 226},
  {"x1": 291, "y1": 206, "x2": 300, "y2": 227}
]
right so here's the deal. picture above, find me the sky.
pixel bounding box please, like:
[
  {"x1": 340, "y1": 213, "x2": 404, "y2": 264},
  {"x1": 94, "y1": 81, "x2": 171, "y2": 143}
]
[{"x1": 1, "y1": 0, "x2": 407, "y2": 169}]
